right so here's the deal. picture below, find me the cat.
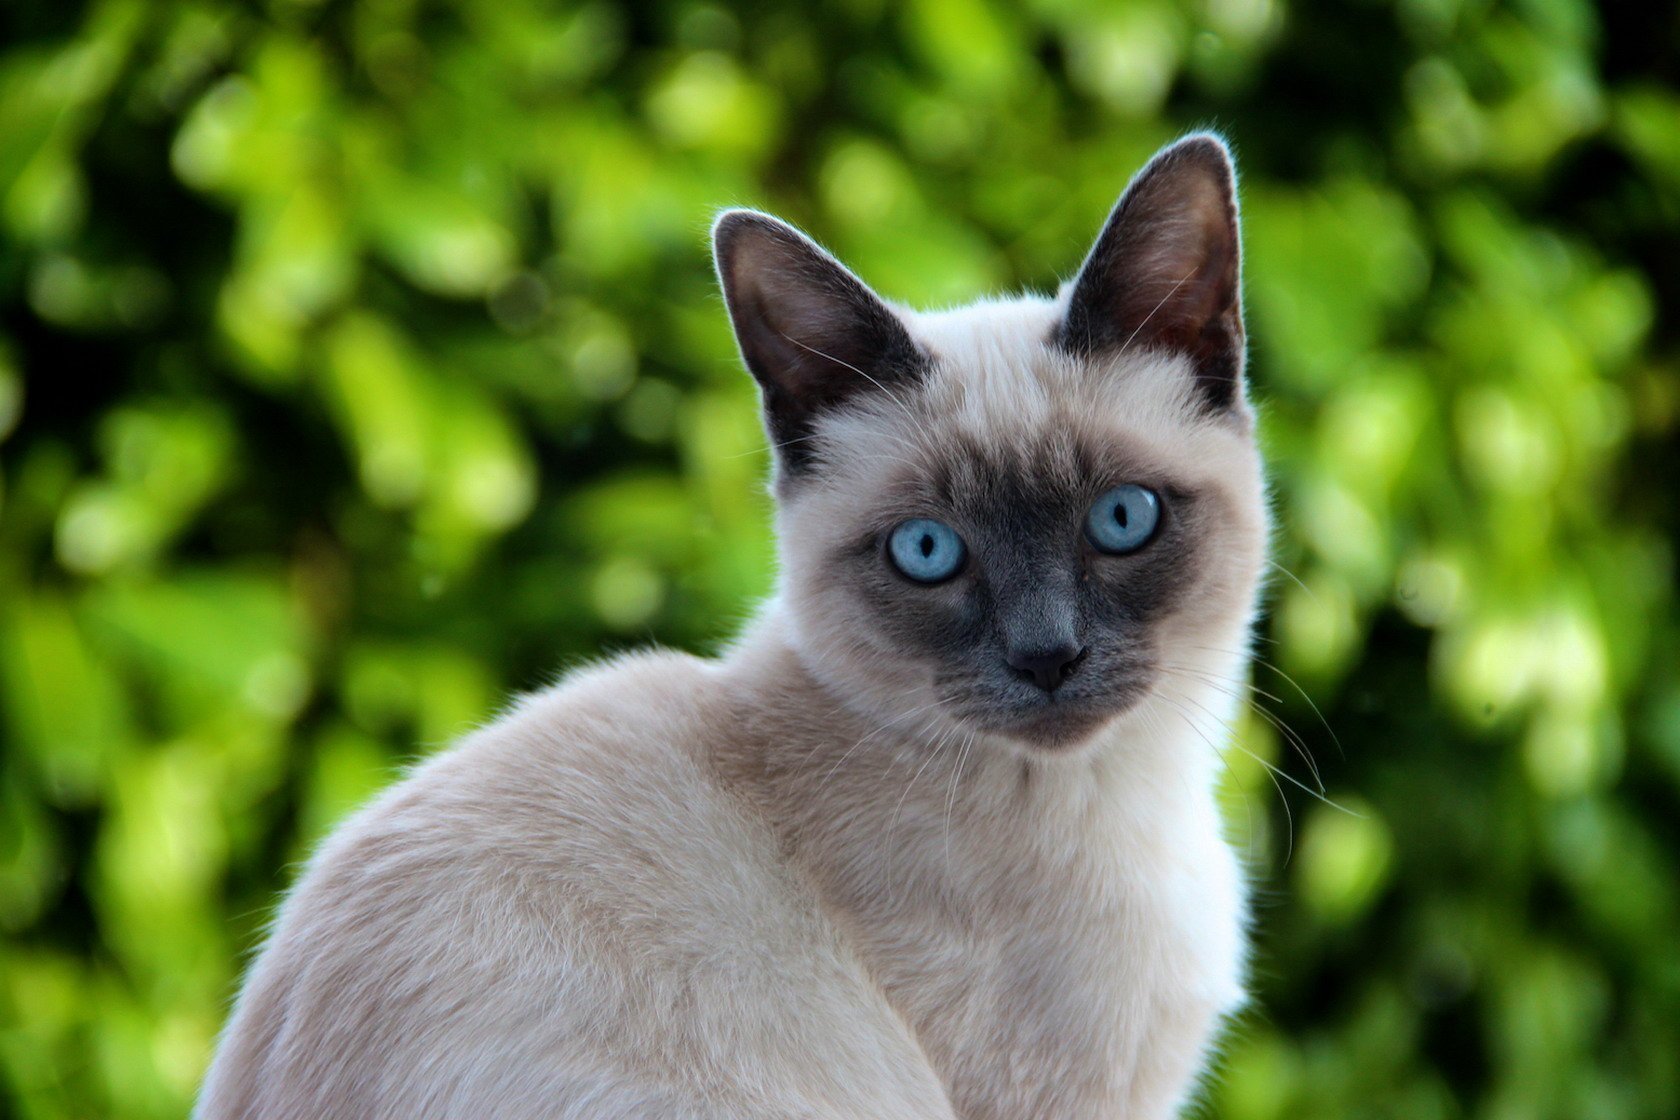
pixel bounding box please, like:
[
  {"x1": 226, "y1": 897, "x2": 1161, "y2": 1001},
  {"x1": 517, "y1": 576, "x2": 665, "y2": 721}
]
[{"x1": 197, "y1": 132, "x2": 1267, "y2": 1120}]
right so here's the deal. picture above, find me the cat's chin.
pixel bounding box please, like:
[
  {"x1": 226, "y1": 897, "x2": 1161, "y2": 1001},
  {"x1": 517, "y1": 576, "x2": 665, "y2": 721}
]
[
  {"x1": 931, "y1": 661, "x2": 1159, "y2": 755},
  {"x1": 974, "y1": 691, "x2": 1147, "y2": 754}
]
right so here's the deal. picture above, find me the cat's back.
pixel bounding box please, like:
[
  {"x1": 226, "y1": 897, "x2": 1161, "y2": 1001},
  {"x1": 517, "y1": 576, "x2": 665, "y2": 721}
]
[
  {"x1": 366, "y1": 647, "x2": 746, "y2": 899},
  {"x1": 198, "y1": 650, "x2": 951, "y2": 1120},
  {"x1": 281, "y1": 648, "x2": 753, "y2": 961}
]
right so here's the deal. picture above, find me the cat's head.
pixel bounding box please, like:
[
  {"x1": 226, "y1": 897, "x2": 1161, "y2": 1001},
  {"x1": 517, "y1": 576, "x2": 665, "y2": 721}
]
[{"x1": 715, "y1": 135, "x2": 1268, "y2": 753}]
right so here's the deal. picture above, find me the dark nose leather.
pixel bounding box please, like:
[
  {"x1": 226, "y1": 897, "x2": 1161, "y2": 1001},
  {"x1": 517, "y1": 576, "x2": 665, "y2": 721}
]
[{"x1": 1007, "y1": 643, "x2": 1085, "y2": 693}]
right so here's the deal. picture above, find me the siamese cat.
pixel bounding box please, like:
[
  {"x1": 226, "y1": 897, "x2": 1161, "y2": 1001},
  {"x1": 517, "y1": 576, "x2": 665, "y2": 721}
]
[{"x1": 198, "y1": 133, "x2": 1267, "y2": 1119}]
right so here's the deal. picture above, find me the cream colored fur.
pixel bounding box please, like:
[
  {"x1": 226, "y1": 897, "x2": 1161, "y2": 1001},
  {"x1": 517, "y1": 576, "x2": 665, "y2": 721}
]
[{"x1": 198, "y1": 295, "x2": 1268, "y2": 1118}]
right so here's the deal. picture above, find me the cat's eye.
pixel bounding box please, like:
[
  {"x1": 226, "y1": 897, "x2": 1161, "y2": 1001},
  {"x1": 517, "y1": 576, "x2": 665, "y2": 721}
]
[
  {"x1": 1085, "y1": 485, "x2": 1161, "y2": 554},
  {"x1": 887, "y1": 519, "x2": 967, "y2": 583}
]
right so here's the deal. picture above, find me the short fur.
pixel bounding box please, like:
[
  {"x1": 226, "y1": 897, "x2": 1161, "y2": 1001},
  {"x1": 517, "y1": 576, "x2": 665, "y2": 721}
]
[{"x1": 198, "y1": 134, "x2": 1268, "y2": 1119}]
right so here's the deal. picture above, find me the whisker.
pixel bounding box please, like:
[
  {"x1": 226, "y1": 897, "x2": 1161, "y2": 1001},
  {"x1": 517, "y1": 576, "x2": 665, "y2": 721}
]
[
  {"x1": 811, "y1": 699, "x2": 943, "y2": 795},
  {"x1": 1151, "y1": 689, "x2": 1297, "y2": 865},
  {"x1": 1186, "y1": 644, "x2": 1346, "y2": 762},
  {"x1": 1144, "y1": 702, "x2": 1259, "y2": 861},
  {"x1": 775, "y1": 331, "x2": 925, "y2": 432},
  {"x1": 1157, "y1": 678, "x2": 1354, "y2": 815},
  {"x1": 885, "y1": 724, "x2": 957, "y2": 905},
  {"x1": 1119, "y1": 268, "x2": 1198, "y2": 354},
  {"x1": 943, "y1": 729, "x2": 977, "y2": 875},
  {"x1": 1263, "y1": 558, "x2": 1319, "y2": 605},
  {"x1": 1251, "y1": 656, "x2": 1347, "y2": 763},
  {"x1": 1157, "y1": 662, "x2": 1325, "y2": 792}
]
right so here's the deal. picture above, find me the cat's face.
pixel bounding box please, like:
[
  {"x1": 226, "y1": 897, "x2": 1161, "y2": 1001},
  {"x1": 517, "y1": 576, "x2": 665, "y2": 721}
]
[{"x1": 717, "y1": 135, "x2": 1267, "y2": 753}]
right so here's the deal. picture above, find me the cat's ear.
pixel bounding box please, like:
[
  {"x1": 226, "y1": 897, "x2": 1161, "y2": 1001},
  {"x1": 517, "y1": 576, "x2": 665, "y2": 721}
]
[
  {"x1": 1057, "y1": 133, "x2": 1246, "y2": 412},
  {"x1": 713, "y1": 210, "x2": 927, "y2": 473}
]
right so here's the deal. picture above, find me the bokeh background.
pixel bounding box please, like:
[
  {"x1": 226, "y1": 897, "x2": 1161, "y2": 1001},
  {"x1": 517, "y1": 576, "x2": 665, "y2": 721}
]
[{"x1": 2, "y1": 0, "x2": 1678, "y2": 1116}]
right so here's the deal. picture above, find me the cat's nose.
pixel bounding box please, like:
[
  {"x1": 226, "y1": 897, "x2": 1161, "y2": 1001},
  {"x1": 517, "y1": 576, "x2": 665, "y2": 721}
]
[{"x1": 1006, "y1": 643, "x2": 1086, "y2": 693}]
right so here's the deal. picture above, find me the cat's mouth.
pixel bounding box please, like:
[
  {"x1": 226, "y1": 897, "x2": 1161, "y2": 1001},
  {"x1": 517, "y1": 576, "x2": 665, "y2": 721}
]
[{"x1": 940, "y1": 663, "x2": 1156, "y2": 751}]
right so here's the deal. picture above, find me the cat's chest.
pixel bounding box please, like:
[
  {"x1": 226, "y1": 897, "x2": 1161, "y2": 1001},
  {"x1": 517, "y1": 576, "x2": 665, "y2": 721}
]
[{"x1": 851, "y1": 801, "x2": 1246, "y2": 1118}]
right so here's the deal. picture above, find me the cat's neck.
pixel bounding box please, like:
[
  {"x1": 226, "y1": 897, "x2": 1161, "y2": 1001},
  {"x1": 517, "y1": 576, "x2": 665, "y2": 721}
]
[{"x1": 711, "y1": 606, "x2": 1242, "y2": 869}]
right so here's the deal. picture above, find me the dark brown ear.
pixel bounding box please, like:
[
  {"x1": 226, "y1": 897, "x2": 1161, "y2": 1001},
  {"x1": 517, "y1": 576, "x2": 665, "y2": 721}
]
[
  {"x1": 713, "y1": 210, "x2": 928, "y2": 474},
  {"x1": 1057, "y1": 133, "x2": 1246, "y2": 412}
]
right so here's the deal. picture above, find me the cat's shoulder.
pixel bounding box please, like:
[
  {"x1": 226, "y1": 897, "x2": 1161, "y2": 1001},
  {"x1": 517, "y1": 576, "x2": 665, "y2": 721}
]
[
  {"x1": 501, "y1": 644, "x2": 720, "y2": 742},
  {"x1": 415, "y1": 645, "x2": 721, "y2": 790}
]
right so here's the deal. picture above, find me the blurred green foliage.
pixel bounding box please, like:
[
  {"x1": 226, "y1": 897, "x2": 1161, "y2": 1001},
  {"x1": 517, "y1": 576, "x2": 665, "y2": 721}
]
[{"x1": 2, "y1": 0, "x2": 1678, "y2": 1116}]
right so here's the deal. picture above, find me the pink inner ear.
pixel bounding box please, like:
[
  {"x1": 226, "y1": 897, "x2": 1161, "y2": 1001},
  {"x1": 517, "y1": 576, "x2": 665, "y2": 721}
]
[
  {"x1": 713, "y1": 210, "x2": 928, "y2": 469},
  {"x1": 1106, "y1": 154, "x2": 1240, "y2": 344},
  {"x1": 1059, "y1": 135, "x2": 1245, "y2": 408}
]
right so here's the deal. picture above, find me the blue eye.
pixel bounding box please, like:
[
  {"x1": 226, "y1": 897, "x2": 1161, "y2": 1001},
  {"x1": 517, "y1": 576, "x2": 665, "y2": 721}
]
[
  {"x1": 1085, "y1": 485, "x2": 1161, "y2": 554},
  {"x1": 887, "y1": 519, "x2": 967, "y2": 583}
]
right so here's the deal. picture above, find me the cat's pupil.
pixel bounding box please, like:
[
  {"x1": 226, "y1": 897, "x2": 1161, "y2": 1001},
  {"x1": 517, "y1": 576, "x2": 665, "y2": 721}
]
[
  {"x1": 1114, "y1": 505, "x2": 1129, "y2": 528},
  {"x1": 919, "y1": 534, "x2": 935, "y2": 557}
]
